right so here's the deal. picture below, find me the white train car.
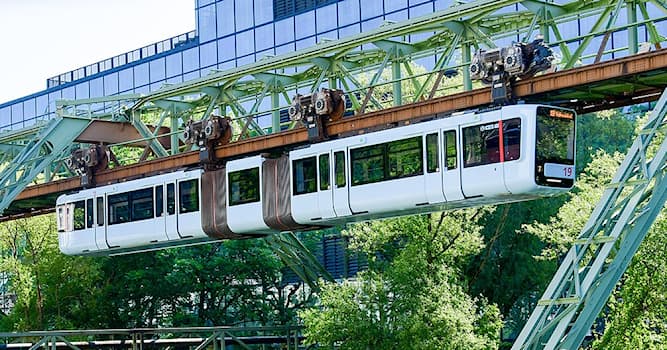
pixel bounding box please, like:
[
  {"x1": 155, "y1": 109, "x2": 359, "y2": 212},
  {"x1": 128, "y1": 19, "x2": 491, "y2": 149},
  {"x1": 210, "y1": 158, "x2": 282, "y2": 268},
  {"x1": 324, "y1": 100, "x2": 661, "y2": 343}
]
[
  {"x1": 57, "y1": 170, "x2": 212, "y2": 255},
  {"x1": 56, "y1": 104, "x2": 575, "y2": 255}
]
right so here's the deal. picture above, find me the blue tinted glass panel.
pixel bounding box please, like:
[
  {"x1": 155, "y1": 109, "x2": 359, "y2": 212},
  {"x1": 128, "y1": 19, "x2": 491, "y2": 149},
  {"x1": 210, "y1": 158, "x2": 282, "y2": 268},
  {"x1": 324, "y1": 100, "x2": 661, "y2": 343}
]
[
  {"x1": 36, "y1": 95, "x2": 48, "y2": 116},
  {"x1": 295, "y1": 11, "x2": 315, "y2": 39},
  {"x1": 151, "y1": 81, "x2": 165, "y2": 91},
  {"x1": 217, "y1": 0, "x2": 235, "y2": 37},
  {"x1": 435, "y1": 0, "x2": 453, "y2": 10},
  {"x1": 361, "y1": 17, "x2": 383, "y2": 32},
  {"x1": 317, "y1": 4, "x2": 338, "y2": 33},
  {"x1": 118, "y1": 68, "x2": 134, "y2": 92},
  {"x1": 275, "y1": 42, "x2": 296, "y2": 56},
  {"x1": 104, "y1": 72, "x2": 119, "y2": 95},
  {"x1": 218, "y1": 36, "x2": 237, "y2": 62},
  {"x1": 150, "y1": 58, "x2": 166, "y2": 83},
  {"x1": 198, "y1": 4, "x2": 217, "y2": 43},
  {"x1": 410, "y1": 3, "x2": 433, "y2": 17},
  {"x1": 386, "y1": 9, "x2": 407, "y2": 22},
  {"x1": 182, "y1": 47, "x2": 200, "y2": 73},
  {"x1": 255, "y1": 0, "x2": 273, "y2": 25},
  {"x1": 338, "y1": 23, "x2": 360, "y2": 39},
  {"x1": 318, "y1": 29, "x2": 338, "y2": 42},
  {"x1": 385, "y1": 0, "x2": 407, "y2": 12},
  {"x1": 235, "y1": 0, "x2": 254, "y2": 31},
  {"x1": 11, "y1": 104, "x2": 23, "y2": 124},
  {"x1": 256, "y1": 48, "x2": 275, "y2": 60},
  {"x1": 75, "y1": 82, "x2": 89, "y2": 99},
  {"x1": 183, "y1": 70, "x2": 200, "y2": 82},
  {"x1": 166, "y1": 75, "x2": 183, "y2": 85},
  {"x1": 296, "y1": 36, "x2": 316, "y2": 50},
  {"x1": 62, "y1": 86, "x2": 75, "y2": 100},
  {"x1": 135, "y1": 85, "x2": 149, "y2": 95},
  {"x1": 198, "y1": 0, "x2": 215, "y2": 7},
  {"x1": 23, "y1": 99, "x2": 35, "y2": 119},
  {"x1": 90, "y1": 77, "x2": 103, "y2": 98},
  {"x1": 166, "y1": 52, "x2": 183, "y2": 77},
  {"x1": 236, "y1": 30, "x2": 255, "y2": 56},
  {"x1": 255, "y1": 24, "x2": 274, "y2": 51},
  {"x1": 275, "y1": 18, "x2": 295, "y2": 45},
  {"x1": 48, "y1": 91, "x2": 61, "y2": 114},
  {"x1": 200, "y1": 41, "x2": 217, "y2": 67},
  {"x1": 409, "y1": 0, "x2": 429, "y2": 5},
  {"x1": 237, "y1": 54, "x2": 255, "y2": 66},
  {"x1": 134, "y1": 63, "x2": 149, "y2": 86},
  {"x1": 338, "y1": 0, "x2": 360, "y2": 26},
  {"x1": 0, "y1": 107, "x2": 10, "y2": 127},
  {"x1": 218, "y1": 60, "x2": 235, "y2": 71},
  {"x1": 361, "y1": 0, "x2": 383, "y2": 20}
]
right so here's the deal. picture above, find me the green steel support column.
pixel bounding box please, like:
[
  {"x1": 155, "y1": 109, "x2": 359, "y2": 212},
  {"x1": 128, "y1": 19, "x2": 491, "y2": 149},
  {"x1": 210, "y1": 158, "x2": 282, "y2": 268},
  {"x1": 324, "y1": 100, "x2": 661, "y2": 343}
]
[
  {"x1": 540, "y1": 8, "x2": 550, "y2": 42},
  {"x1": 328, "y1": 76, "x2": 337, "y2": 90},
  {"x1": 0, "y1": 116, "x2": 91, "y2": 214},
  {"x1": 170, "y1": 115, "x2": 180, "y2": 155},
  {"x1": 392, "y1": 59, "x2": 402, "y2": 106},
  {"x1": 271, "y1": 92, "x2": 280, "y2": 134},
  {"x1": 462, "y1": 42, "x2": 472, "y2": 91},
  {"x1": 627, "y1": 0, "x2": 638, "y2": 54}
]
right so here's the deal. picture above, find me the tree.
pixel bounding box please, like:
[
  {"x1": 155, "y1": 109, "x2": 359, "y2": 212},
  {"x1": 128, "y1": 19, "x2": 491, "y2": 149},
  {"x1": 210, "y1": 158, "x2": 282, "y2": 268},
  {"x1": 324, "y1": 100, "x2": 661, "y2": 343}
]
[{"x1": 301, "y1": 212, "x2": 502, "y2": 349}]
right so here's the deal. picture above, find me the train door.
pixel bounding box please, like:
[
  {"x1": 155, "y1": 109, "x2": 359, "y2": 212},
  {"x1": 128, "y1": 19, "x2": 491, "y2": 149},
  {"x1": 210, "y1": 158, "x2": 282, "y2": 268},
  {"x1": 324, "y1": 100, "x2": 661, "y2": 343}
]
[
  {"x1": 332, "y1": 149, "x2": 352, "y2": 217},
  {"x1": 424, "y1": 132, "x2": 446, "y2": 204},
  {"x1": 317, "y1": 152, "x2": 337, "y2": 219},
  {"x1": 94, "y1": 195, "x2": 109, "y2": 250},
  {"x1": 165, "y1": 182, "x2": 180, "y2": 239},
  {"x1": 460, "y1": 111, "x2": 508, "y2": 197},
  {"x1": 442, "y1": 129, "x2": 464, "y2": 201}
]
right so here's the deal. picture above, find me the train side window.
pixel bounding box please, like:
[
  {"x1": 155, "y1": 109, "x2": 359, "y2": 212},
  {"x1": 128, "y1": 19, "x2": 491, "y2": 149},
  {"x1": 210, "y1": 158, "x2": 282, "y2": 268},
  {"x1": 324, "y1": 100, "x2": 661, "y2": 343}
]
[
  {"x1": 57, "y1": 206, "x2": 65, "y2": 232},
  {"x1": 86, "y1": 198, "x2": 94, "y2": 229},
  {"x1": 319, "y1": 154, "x2": 330, "y2": 190},
  {"x1": 387, "y1": 136, "x2": 423, "y2": 179},
  {"x1": 131, "y1": 188, "x2": 154, "y2": 221},
  {"x1": 228, "y1": 168, "x2": 260, "y2": 206},
  {"x1": 167, "y1": 183, "x2": 175, "y2": 215},
  {"x1": 108, "y1": 193, "x2": 129, "y2": 225},
  {"x1": 334, "y1": 151, "x2": 346, "y2": 187},
  {"x1": 426, "y1": 133, "x2": 439, "y2": 173},
  {"x1": 73, "y1": 200, "x2": 85, "y2": 230},
  {"x1": 156, "y1": 185, "x2": 164, "y2": 217},
  {"x1": 293, "y1": 157, "x2": 317, "y2": 195},
  {"x1": 463, "y1": 121, "x2": 500, "y2": 167},
  {"x1": 179, "y1": 179, "x2": 200, "y2": 213},
  {"x1": 351, "y1": 143, "x2": 384, "y2": 185},
  {"x1": 444, "y1": 130, "x2": 457, "y2": 170},
  {"x1": 503, "y1": 118, "x2": 521, "y2": 161},
  {"x1": 97, "y1": 197, "x2": 104, "y2": 226}
]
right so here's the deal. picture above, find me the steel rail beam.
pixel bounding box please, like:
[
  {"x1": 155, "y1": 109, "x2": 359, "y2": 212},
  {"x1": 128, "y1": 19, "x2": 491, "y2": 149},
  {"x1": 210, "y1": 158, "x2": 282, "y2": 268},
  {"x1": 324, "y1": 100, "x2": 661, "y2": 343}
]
[{"x1": 5, "y1": 49, "x2": 667, "y2": 219}]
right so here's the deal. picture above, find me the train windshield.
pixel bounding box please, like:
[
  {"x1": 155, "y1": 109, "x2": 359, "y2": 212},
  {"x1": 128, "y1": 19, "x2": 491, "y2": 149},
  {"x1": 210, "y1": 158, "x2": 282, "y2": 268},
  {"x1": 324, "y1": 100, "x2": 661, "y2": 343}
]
[{"x1": 535, "y1": 106, "x2": 575, "y2": 187}]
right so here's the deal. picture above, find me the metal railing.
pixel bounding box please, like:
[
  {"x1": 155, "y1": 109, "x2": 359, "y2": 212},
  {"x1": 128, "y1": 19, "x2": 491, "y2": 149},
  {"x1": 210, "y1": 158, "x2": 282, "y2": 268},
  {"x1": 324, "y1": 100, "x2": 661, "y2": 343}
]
[{"x1": 46, "y1": 31, "x2": 198, "y2": 89}]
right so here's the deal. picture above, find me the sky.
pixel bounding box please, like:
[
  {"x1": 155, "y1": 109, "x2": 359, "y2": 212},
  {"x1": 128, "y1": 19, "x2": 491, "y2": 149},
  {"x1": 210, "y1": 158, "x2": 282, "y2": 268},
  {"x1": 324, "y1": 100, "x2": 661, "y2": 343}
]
[{"x1": 0, "y1": 0, "x2": 195, "y2": 104}]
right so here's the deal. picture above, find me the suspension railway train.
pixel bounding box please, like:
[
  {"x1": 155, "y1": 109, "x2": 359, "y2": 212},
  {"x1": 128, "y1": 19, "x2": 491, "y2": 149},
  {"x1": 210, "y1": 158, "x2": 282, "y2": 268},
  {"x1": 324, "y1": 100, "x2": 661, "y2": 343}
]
[{"x1": 56, "y1": 104, "x2": 576, "y2": 255}]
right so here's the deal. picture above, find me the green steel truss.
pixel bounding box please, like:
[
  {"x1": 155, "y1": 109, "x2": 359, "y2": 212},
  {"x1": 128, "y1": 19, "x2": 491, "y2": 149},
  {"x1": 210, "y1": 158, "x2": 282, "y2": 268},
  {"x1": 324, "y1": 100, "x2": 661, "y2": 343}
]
[
  {"x1": 0, "y1": 0, "x2": 665, "y2": 336},
  {"x1": 49, "y1": 0, "x2": 667, "y2": 173},
  {"x1": 512, "y1": 88, "x2": 667, "y2": 350}
]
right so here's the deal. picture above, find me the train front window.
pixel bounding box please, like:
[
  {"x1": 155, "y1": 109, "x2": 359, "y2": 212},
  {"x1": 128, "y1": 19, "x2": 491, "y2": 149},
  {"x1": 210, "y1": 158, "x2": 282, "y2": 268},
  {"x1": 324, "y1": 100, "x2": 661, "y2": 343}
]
[{"x1": 535, "y1": 107, "x2": 576, "y2": 187}]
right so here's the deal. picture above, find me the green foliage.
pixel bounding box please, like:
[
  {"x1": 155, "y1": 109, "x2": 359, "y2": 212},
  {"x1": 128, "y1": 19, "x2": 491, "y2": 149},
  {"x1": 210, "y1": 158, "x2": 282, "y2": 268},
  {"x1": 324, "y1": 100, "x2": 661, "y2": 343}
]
[
  {"x1": 576, "y1": 109, "x2": 635, "y2": 173},
  {"x1": 301, "y1": 212, "x2": 502, "y2": 349}
]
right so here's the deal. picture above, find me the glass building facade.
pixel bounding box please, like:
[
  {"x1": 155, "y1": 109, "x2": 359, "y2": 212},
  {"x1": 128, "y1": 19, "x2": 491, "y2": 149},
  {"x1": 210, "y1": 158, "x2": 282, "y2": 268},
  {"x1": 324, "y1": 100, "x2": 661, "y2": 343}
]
[{"x1": 1, "y1": 0, "x2": 664, "y2": 130}]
